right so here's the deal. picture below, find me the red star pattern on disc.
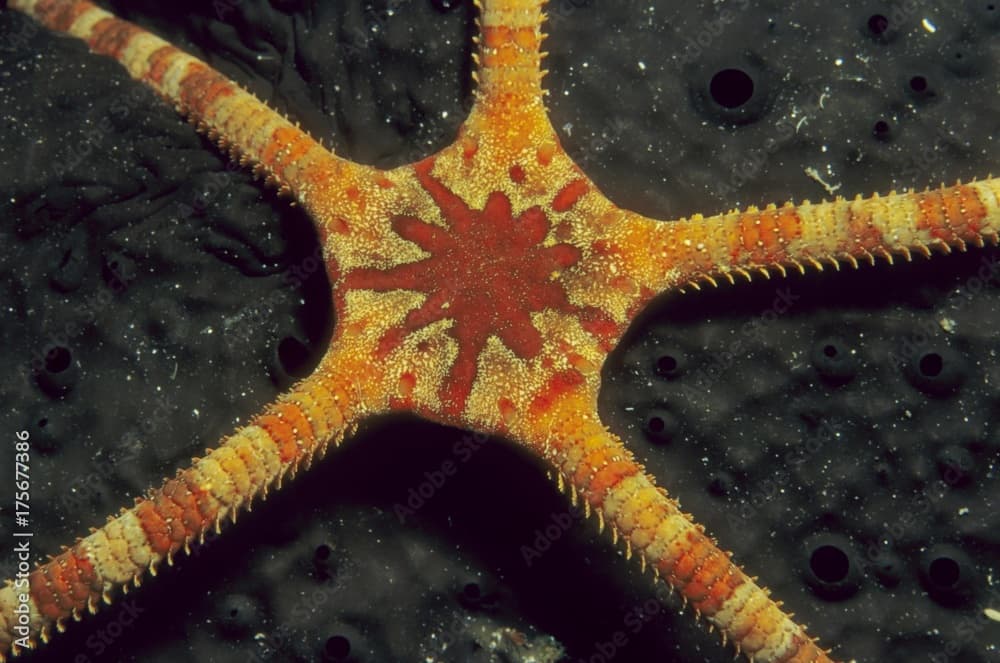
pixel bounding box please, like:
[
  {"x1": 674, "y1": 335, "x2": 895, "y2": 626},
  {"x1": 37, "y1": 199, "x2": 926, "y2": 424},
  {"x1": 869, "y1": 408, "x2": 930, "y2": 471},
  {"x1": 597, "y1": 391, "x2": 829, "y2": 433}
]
[{"x1": 342, "y1": 159, "x2": 606, "y2": 416}]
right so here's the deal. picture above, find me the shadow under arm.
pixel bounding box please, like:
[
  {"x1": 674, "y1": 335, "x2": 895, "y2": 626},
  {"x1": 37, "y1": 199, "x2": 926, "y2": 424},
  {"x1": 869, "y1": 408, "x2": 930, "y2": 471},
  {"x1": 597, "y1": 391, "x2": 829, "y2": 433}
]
[
  {"x1": 517, "y1": 389, "x2": 836, "y2": 663},
  {"x1": 0, "y1": 350, "x2": 372, "y2": 661}
]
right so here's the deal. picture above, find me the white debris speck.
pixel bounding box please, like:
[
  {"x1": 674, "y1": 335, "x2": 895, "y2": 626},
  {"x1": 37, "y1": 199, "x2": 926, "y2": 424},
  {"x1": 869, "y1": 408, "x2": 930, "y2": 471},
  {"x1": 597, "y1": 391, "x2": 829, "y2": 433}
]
[{"x1": 804, "y1": 167, "x2": 841, "y2": 196}]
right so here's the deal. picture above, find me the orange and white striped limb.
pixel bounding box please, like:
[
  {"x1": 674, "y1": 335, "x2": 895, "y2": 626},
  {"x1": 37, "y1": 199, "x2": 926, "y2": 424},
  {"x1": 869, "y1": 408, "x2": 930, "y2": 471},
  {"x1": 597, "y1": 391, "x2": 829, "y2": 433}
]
[
  {"x1": 517, "y1": 389, "x2": 835, "y2": 663},
  {"x1": 0, "y1": 348, "x2": 380, "y2": 662},
  {"x1": 614, "y1": 179, "x2": 1000, "y2": 293},
  {"x1": 472, "y1": 0, "x2": 547, "y2": 107},
  {"x1": 462, "y1": 0, "x2": 558, "y2": 163},
  {"x1": 6, "y1": 0, "x2": 385, "y2": 241}
]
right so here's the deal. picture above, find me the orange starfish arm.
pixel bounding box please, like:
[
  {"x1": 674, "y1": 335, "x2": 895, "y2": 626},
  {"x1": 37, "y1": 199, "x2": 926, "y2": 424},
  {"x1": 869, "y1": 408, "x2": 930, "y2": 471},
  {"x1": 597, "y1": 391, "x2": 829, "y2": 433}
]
[
  {"x1": 516, "y1": 388, "x2": 834, "y2": 663},
  {"x1": 0, "y1": 347, "x2": 379, "y2": 661},
  {"x1": 6, "y1": 0, "x2": 387, "y2": 243},
  {"x1": 471, "y1": 0, "x2": 546, "y2": 112},
  {"x1": 613, "y1": 180, "x2": 1000, "y2": 294},
  {"x1": 460, "y1": 0, "x2": 559, "y2": 163}
]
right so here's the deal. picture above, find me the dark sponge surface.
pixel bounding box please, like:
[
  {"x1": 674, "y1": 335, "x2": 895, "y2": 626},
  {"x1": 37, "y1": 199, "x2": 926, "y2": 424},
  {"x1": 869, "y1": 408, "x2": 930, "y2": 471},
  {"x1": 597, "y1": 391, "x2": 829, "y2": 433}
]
[{"x1": 1, "y1": 1, "x2": 999, "y2": 662}]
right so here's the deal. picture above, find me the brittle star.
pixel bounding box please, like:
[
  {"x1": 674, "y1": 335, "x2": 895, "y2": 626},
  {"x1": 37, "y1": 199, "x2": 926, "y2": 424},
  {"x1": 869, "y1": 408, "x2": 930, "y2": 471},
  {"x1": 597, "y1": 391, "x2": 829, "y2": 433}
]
[{"x1": 2, "y1": 1, "x2": 999, "y2": 662}]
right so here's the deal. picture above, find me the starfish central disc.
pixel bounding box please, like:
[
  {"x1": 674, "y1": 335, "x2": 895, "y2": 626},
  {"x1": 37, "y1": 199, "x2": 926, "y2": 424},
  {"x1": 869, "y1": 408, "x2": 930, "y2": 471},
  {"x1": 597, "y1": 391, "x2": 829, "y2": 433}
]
[{"x1": 343, "y1": 159, "x2": 584, "y2": 415}]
